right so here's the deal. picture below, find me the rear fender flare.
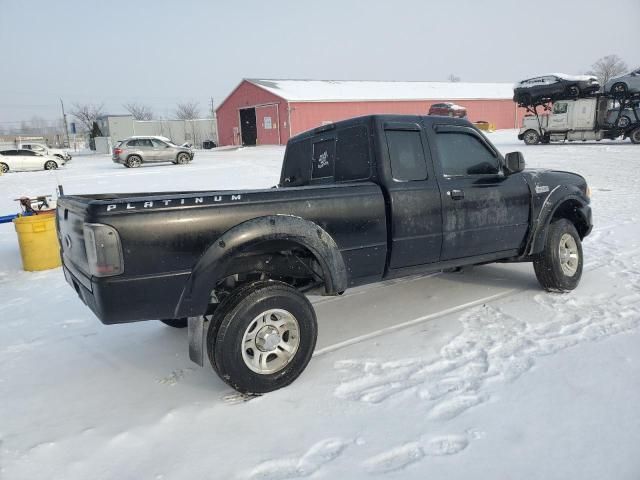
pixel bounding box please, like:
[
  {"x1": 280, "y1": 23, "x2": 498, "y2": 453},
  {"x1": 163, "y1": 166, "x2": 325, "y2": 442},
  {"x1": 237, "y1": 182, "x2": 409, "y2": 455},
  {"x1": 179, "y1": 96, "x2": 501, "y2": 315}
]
[{"x1": 174, "y1": 215, "x2": 347, "y2": 318}]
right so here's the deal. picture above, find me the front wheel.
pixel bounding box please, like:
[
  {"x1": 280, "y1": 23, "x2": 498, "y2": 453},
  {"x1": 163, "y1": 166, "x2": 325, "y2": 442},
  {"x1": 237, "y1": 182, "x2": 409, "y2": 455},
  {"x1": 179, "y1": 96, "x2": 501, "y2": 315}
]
[
  {"x1": 533, "y1": 219, "x2": 583, "y2": 292},
  {"x1": 567, "y1": 85, "x2": 580, "y2": 97},
  {"x1": 44, "y1": 160, "x2": 58, "y2": 170},
  {"x1": 208, "y1": 281, "x2": 317, "y2": 394},
  {"x1": 176, "y1": 153, "x2": 190, "y2": 164},
  {"x1": 523, "y1": 129, "x2": 540, "y2": 145},
  {"x1": 630, "y1": 127, "x2": 640, "y2": 144}
]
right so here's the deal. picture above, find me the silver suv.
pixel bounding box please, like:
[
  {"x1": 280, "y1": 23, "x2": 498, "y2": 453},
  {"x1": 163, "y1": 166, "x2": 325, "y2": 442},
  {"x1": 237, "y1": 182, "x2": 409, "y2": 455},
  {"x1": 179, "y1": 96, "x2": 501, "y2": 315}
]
[{"x1": 112, "y1": 136, "x2": 194, "y2": 168}]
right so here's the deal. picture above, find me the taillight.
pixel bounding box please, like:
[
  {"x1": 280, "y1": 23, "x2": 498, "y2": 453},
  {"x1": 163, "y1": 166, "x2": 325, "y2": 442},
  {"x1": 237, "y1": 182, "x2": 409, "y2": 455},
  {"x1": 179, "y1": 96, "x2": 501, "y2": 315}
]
[
  {"x1": 83, "y1": 223, "x2": 124, "y2": 277},
  {"x1": 114, "y1": 148, "x2": 123, "y2": 155}
]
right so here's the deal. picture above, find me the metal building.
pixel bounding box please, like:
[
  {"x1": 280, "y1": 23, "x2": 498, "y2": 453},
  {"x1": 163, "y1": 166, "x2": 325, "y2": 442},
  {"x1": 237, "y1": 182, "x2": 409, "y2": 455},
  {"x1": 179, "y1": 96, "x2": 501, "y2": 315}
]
[{"x1": 215, "y1": 79, "x2": 525, "y2": 146}]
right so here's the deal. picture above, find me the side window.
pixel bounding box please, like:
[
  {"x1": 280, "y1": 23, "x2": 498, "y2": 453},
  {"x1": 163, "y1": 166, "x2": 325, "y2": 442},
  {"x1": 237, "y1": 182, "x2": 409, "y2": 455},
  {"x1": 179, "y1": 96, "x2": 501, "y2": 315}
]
[
  {"x1": 385, "y1": 130, "x2": 428, "y2": 181},
  {"x1": 19, "y1": 150, "x2": 37, "y2": 156},
  {"x1": 311, "y1": 139, "x2": 335, "y2": 180},
  {"x1": 335, "y1": 125, "x2": 370, "y2": 181},
  {"x1": 435, "y1": 131, "x2": 500, "y2": 176},
  {"x1": 1, "y1": 150, "x2": 17, "y2": 156},
  {"x1": 553, "y1": 103, "x2": 568, "y2": 114},
  {"x1": 151, "y1": 139, "x2": 167, "y2": 148},
  {"x1": 140, "y1": 139, "x2": 153, "y2": 147},
  {"x1": 127, "y1": 139, "x2": 139, "y2": 147}
]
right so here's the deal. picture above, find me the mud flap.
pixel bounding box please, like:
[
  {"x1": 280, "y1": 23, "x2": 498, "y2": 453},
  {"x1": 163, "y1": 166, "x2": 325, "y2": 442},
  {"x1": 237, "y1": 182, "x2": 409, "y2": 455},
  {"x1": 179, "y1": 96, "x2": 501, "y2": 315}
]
[{"x1": 188, "y1": 315, "x2": 209, "y2": 367}]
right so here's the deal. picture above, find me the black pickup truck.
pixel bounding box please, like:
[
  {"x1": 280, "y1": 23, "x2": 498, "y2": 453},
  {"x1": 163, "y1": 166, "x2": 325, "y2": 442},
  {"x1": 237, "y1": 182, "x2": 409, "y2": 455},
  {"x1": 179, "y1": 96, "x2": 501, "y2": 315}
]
[{"x1": 57, "y1": 115, "x2": 592, "y2": 393}]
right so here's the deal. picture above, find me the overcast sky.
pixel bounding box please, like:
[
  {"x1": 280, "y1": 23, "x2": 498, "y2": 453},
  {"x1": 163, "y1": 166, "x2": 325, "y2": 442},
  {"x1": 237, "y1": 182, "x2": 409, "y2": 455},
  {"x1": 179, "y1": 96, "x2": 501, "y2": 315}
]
[{"x1": 1, "y1": 0, "x2": 638, "y2": 126}]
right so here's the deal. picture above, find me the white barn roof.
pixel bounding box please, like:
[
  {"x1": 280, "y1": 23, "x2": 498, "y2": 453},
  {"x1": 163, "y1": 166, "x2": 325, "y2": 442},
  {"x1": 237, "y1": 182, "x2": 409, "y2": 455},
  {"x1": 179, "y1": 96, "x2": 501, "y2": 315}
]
[{"x1": 247, "y1": 79, "x2": 514, "y2": 102}]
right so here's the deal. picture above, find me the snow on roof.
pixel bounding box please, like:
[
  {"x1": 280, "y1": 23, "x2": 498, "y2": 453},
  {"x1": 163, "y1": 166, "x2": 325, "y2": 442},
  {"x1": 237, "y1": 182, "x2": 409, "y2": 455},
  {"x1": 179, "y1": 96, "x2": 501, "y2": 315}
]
[{"x1": 247, "y1": 79, "x2": 514, "y2": 102}]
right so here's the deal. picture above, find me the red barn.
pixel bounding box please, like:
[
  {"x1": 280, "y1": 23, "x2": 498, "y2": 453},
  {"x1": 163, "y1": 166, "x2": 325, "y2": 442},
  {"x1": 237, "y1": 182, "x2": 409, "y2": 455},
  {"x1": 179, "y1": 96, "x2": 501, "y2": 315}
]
[{"x1": 216, "y1": 78, "x2": 524, "y2": 146}]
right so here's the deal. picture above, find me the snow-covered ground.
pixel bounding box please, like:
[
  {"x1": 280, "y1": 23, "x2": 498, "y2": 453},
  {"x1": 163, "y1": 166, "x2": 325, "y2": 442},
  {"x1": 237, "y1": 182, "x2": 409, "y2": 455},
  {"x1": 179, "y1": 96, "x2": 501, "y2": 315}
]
[{"x1": 1, "y1": 132, "x2": 639, "y2": 479}]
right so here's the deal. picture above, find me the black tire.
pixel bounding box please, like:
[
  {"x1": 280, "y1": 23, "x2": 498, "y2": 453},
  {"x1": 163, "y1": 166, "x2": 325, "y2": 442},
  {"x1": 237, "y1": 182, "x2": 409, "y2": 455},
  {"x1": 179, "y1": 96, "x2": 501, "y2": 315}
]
[
  {"x1": 160, "y1": 318, "x2": 188, "y2": 328},
  {"x1": 523, "y1": 129, "x2": 540, "y2": 145},
  {"x1": 616, "y1": 116, "x2": 631, "y2": 128},
  {"x1": 44, "y1": 160, "x2": 58, "y2": 170},
  {"x1": 611, "y1": 82, "x2": 627, "y2": 97},
  {"x1": 176, "y1": 152, "x2": 190, "y2": 165},
  {"x1": 0, "y1": 162, "x2": 8, "y2": 174},
  {"x1": 541, "y1": 135, "x2": 551, "y2": 144},
  {"x1": 208, "y1": 281, "x2": 317, "y2": 394},
  {"x1": 629, "y1": 127, "x2": 640, "y2": 144},
  {"x1": 567, "y1": 85, "x2": 580, "y2": 97},
  {"x1": 533, "y1": 219, "x2": 583, "y2": 292},
  {"x1": 127, "y1": 155, "x2": 142, "y2": 168}
]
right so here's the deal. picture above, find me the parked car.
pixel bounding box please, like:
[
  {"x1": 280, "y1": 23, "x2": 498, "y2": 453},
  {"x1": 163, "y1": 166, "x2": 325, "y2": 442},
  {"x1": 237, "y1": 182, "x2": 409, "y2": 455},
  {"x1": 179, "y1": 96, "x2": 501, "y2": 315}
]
[
  {"x1": 58, "y1": 114, "x2": 592, "y2": 394},
  {"x1": 605, "y1": 102, "x2": 640, "y2": 128},
  {"x1": 428, "y1": 102, "x2": 467, "y2": 118},
  {"x1": 0, "y1": 149, "x2": 65, "y2": 173},
  {"x1": 604, "y1": 67, "x2": 640, "y2": 97},
  {"x1": 203, "y1": 140, "x2": 217, "y2": 149},
  {"x1": 112, "y1": 136, "x2": 194, "y2": 168},
  {"x1": 21, "y1": 143, "x2": 72, "y2": 161},
  {"x1": 513, "y1": 73, "x2": 600, "y2": 105}
]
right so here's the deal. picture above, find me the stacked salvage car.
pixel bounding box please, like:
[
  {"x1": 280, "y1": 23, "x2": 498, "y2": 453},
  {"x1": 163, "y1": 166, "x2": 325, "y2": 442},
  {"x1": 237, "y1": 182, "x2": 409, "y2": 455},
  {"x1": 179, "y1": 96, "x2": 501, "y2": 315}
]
[{"x1": 513, "y1": 73, "x2": 600, "y2": 106}]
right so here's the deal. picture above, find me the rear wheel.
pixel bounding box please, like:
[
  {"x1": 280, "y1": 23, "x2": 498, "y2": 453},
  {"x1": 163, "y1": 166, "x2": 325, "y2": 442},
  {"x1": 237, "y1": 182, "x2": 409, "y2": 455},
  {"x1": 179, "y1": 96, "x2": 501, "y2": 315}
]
[
  {"x1": 0, "y1": 162, "x2": 8, "y2": 173},
  {"x1": 44, "y1": 160, "x2": 58, "y2": 170},
  {"x1": 127, "y1": 155, "x2": 142, "y2": 168},
  {"x1": 523, "y1": 129, "x2": 540, "y2": 145},
  {"x1": 207, "y1": 281, "x2": 317, "y2": 394},
  {"x1": 630, "y1": 127, "x2": 640, "y2": 144},
  {"x1": 533, "y1": 219, "x2": 583, "y2": 292},
  {"x1": 611, "y1": 82, "x2": 628, "y2": 97},
  {"x1": 176, "y1": 152, "x2": 190, "y2": 165}
]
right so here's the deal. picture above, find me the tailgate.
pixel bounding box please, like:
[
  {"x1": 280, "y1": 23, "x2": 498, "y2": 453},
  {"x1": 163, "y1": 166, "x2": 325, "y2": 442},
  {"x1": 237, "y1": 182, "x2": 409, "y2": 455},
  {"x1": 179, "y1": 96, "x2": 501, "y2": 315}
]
[{"x1": 56, "y1": 201, "x2": 91, "y2": 277}]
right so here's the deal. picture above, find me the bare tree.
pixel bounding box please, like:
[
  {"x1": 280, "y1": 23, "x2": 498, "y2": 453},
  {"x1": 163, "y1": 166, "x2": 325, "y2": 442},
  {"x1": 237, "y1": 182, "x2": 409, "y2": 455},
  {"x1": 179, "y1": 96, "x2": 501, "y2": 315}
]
[
  {"x1": 447, "y1": 73, "x2": 461, "y2": 83},
  {"x1": 123, "y1": 102, "x2": 153, "y2": 120},
  {"x1": 70, "y1": 103, "x2": 105, "y2": 132},
  {"x1": 587, "y1": 55, "x2": 628, "y2": 86},
  {"x1": 175, "y1": 101, "x2": 200, "y2": 120}
]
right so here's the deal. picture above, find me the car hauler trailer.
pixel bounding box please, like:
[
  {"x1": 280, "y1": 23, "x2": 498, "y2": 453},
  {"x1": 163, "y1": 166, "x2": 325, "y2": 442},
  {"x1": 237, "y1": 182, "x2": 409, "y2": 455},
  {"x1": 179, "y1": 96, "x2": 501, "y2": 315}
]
[{"x1": 517, "y1": 92, "x2": 640, "y2": 145}]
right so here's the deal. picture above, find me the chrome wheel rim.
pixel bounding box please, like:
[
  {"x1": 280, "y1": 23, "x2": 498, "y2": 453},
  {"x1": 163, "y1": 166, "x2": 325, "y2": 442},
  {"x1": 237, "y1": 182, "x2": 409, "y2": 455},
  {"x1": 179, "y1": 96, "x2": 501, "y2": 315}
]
[
  {"x1": 129, "y1": 158, "x2": 141, "y2": 167},
  {"x1": 241, "y1": 309, "x2": 300, "y2": 375},
  {"x1": 559, "y1": 233, "x2": 579, "y2": 277},
  {"x1": 45, "y1": 161, "x2": 56, "y2": 170},
  {"x1": 178, "y1": 154, "x2": 188, "y2": 164},
  {"x1": 525, "y1": 131, "x2": 538, "y2": 144},
  {"x1": 0, "y1": 164, "x2": 7, "y2": 173}
]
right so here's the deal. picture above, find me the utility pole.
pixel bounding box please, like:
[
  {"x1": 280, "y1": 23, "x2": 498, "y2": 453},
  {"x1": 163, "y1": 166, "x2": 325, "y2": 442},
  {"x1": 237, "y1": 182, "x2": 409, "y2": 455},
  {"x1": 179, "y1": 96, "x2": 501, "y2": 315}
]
[
  {"x1": 59, "y1": 98, "x2": 70, "y2": 148},
  {"x1": 210, "y1": 96, "x2": 215, "y2": 118}
]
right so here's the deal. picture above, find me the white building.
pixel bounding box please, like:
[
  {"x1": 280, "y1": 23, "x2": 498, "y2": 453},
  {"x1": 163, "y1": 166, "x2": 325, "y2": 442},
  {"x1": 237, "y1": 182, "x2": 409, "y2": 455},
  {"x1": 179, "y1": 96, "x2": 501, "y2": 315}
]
[{"x1": 93, "y1": 115, "x2": 218, "y2": 153}]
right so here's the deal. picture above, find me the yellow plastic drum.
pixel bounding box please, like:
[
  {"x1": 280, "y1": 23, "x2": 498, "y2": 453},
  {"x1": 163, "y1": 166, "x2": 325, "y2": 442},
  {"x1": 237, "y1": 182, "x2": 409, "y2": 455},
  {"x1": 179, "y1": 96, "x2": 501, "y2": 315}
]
[{"x1": 13, "y1": 211, "x2": 62, "y2": 271}]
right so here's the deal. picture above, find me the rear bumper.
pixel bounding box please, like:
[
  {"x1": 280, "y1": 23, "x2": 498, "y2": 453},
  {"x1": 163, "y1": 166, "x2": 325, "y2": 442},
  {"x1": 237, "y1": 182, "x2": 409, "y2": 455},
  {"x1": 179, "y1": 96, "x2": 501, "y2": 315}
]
[{"x1": 63, "y1": 265, "x2": 191, "y2": 324}]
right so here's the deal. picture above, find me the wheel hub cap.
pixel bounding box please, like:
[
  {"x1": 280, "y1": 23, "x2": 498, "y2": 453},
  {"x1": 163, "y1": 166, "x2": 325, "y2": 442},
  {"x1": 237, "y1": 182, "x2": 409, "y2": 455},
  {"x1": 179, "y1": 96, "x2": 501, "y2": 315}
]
[
  {"x1": 241, "y1": 309, "x2": 300, "y2": 375},
  {"x1": 255, "y1": 325, "x2": 281, "y2": 352},
  {"x1": 559, "y1": 233, "x2": 579, "y2": 276}
]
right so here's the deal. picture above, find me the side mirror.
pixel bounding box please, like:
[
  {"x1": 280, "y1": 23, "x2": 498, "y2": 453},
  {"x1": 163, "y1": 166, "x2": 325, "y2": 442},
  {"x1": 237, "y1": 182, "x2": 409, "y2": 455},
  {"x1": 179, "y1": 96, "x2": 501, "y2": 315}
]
[{"x1": 504, "y1": 151, "x2": 525, "y2": 174}]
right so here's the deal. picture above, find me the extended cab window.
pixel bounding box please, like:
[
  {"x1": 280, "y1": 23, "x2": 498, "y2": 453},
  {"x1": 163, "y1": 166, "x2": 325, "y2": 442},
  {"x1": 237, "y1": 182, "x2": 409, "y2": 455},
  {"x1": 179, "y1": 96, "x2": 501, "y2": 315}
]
[
  {"x1": 385, "y1": 130, "x2": 428, "y2": 181},
  {"x1": 335, "y1": 125, "x2": 370, "y2": 181},
  {"x1": 436, "y1": 131, "x2": 500, "y2": 176}
]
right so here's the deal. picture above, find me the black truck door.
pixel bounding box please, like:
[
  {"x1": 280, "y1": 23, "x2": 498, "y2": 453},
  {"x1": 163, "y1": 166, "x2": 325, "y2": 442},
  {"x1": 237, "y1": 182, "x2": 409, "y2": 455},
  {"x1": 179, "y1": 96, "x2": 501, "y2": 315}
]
[
  {"x1": 430, "y1": 124, "x2": 530, "y2": 260},
  {"x1": 381, "y1": 121, "x2": 443, "y2": 269}
]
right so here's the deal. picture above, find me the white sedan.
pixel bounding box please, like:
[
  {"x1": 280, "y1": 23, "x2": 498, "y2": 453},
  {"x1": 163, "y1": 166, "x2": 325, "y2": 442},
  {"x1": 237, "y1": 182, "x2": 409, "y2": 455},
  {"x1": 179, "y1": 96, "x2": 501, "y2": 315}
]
[{"x1": 0, "y1": 149, "x2": 66, "y2": 173}]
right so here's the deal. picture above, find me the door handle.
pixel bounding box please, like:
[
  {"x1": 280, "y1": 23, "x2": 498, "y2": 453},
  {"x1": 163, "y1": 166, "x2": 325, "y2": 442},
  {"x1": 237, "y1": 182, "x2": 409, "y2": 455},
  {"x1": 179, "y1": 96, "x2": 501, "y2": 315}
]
[{"x1": 448, "y1": 189, "x2": 465, "y2": 200}]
